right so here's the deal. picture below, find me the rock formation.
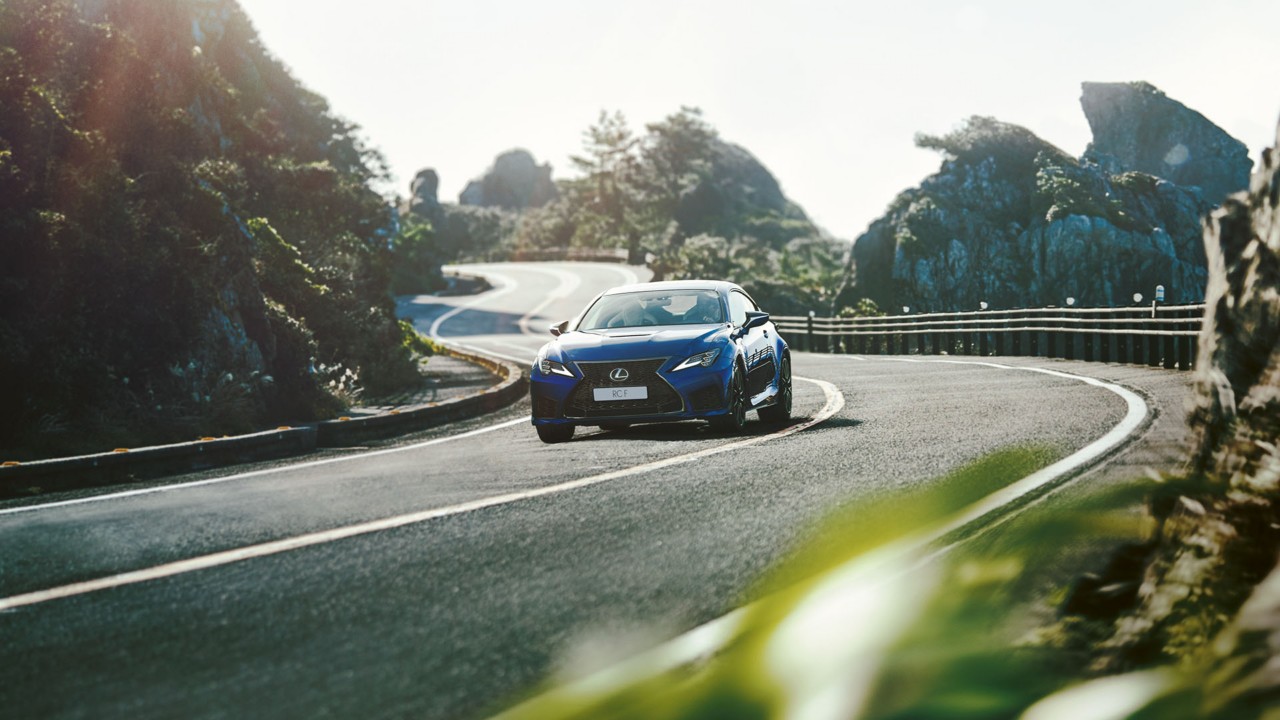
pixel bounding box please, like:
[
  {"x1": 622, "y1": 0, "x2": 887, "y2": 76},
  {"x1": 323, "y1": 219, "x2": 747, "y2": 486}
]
[
  {"x1": 673, "y1": 138, "x2": 811, "y2": 243},
  {"x1": 1082, "y1": 81, "x2": 1252, "y2": 205},
  {"x1": 407, "y1": 168, "x2": 444, "y2": 224},
  {"x1": 835, "y1": 83, "x2": 1247, "y2": 313},
  {"x1": 459, "y1": 149, "x2": 558, "y2": 210}
]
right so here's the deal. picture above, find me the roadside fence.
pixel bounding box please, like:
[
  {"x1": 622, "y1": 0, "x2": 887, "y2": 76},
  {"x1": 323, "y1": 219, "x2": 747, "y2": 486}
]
[{"x1": 773, "y1": 303, "x2": 1206, "y2": 370}]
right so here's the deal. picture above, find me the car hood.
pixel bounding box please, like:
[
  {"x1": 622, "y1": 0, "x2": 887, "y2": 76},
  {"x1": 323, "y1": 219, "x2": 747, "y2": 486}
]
[{"x1": 553, "y1": 325, "x2": 729, "y2": 363}]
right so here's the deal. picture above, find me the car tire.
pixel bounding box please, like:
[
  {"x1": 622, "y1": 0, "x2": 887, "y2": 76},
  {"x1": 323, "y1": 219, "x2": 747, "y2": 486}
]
[
  {"x1": 710, "y1": 364, "x2": 748, "y2": 434},
  {"x1": 536, "y1": 424, "x2": 575, "y2": 444},
  {"x1": 758, "y1": 355, "x2": 792, "y2": 425}
]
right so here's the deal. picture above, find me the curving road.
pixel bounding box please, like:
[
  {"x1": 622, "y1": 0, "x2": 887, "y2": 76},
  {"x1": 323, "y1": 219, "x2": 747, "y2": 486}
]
[{"x1": 0, "y1": 262, "x2": 1191, "y2": 719}]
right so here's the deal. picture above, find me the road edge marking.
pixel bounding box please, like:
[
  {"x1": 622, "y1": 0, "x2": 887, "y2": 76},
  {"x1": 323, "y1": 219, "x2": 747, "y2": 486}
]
[
  {"x1": 0, "y1": 417, "x2": 532, "y2": 517},
  {"x1": 489, "y1": 358, "x2": 1151, "y2": 719},
  {"x1": 0, "y1": 379, "x2": 843, "y2": 612}
]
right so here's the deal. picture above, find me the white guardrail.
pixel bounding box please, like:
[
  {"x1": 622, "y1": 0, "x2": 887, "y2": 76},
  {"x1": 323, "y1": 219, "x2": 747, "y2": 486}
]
[{"x1": 773, "y1": 303, "x2": 1206, "y2": 370}]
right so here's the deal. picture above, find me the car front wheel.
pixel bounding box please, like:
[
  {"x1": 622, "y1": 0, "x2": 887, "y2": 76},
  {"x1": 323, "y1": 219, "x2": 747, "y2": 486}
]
[
  {"x1": 536, "y1": 424, "x2": 575, "y2": 444},
  {"x1": 758, "y1": 355, "x2": 792, "y2": 425},
  {"x1": 711, "y1": 365, "x2": 747, "y2": 434}
]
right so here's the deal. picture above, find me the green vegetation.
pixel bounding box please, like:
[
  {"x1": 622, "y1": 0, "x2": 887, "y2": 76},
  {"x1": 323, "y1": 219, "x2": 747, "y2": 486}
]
[
  {"x1": 0, "y1": 0, "x2": 427, "y2": 459},
  {"x1": 394, "y1": 108, "x2": 849, "y2": 314},
  {"x1": 1032, "y1": 153, "x2": 1146, "y2": 232},
  {"x1": 916, "y1": 116, "x2": 1072, "y2": 181}
]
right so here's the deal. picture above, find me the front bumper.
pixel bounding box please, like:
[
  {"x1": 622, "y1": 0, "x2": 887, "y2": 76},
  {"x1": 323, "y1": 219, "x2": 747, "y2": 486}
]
[{"x1": 530, "y1": 355, "x2": 733, "y2": 426}]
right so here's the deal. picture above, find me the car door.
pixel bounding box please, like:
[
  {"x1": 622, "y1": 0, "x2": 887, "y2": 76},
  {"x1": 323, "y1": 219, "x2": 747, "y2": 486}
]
[{"x1": 729, "y1": 290, "x2": 776, "y2": 399}]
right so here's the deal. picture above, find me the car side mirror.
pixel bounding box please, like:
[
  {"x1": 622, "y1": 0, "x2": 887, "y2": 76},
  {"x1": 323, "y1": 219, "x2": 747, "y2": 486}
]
[
  {"x1": 743, "y1": 311, "x2": 771, "y2": 331},
  {"x1": 732, "y1": 311, "x2": 770, "y2": 339},
  {"x1": 549, "y1": 320, "x2": 570, "y2": 337}
]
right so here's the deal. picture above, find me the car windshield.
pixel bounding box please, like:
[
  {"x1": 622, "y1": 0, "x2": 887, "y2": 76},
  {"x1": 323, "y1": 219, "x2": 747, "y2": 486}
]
[{"x1": 578, "y1": 289, "x2": 724, "y2": 330}]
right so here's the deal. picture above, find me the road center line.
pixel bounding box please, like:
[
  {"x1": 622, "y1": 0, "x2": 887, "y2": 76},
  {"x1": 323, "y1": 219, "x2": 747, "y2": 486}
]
[{"x1": 0, "y1": 379, "x2": 843, "y2": 612}]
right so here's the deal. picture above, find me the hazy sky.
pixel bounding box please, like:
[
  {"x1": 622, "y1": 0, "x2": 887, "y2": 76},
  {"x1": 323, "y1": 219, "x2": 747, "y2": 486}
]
[{"x1": 236, "y1": 0, "x2": 1280, "y2": 241}]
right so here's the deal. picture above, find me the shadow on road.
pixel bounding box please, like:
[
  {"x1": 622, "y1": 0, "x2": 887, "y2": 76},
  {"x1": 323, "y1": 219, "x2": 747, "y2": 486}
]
[{"x1": 572, "y1": 415, "x2": 860, "y2": 443}]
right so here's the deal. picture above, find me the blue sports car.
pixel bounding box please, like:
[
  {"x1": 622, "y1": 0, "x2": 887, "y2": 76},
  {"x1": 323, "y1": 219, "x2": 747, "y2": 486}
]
[{"x1": 530, "y1": 280, "x2": 793, "y2": 443}]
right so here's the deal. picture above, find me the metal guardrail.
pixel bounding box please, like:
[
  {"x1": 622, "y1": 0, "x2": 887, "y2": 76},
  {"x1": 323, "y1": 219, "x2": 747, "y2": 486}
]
[{"x1": 773, "y1": 303, "x2": 1206, "y2": 370}]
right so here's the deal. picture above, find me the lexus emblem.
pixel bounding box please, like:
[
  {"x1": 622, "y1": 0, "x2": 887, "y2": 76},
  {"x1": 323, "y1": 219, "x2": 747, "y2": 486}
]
[{"x1": 609, "y1": 367, "x2": 630, "y2": 383}]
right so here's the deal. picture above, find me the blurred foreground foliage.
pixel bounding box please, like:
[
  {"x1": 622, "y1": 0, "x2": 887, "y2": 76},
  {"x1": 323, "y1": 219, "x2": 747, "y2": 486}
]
[
  {"x1": 0, "y1": 0, "x2": 428, "y2": 458},
  {"x1": 497, "y1": 449, "x2": 1277, "y2": 720}
]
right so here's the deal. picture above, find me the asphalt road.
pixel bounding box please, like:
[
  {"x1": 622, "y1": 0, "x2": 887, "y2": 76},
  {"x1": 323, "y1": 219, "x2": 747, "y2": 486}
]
[{"x1": 0, "y1": 262, "x2": 1193, "y2": 719}]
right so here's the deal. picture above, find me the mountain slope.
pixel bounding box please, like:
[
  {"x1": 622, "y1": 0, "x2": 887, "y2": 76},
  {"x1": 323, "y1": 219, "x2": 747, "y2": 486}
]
[{"x1": 0, "y1": 0, "x2": 421, "y2": 458}]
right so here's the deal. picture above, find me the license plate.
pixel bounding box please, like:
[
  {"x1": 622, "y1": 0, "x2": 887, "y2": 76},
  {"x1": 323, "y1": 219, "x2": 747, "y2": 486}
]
[{"x1": 593, "y1": 386, "x2": 648, "y2": 401}]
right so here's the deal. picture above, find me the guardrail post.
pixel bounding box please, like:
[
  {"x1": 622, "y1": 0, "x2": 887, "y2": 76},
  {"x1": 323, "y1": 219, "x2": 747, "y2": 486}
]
[
  {"x1": 1011, "y1": 316, "x2": 1022, "y2": 356},
  {"x1": 1083, "y1": 318, "x2": 1094, "y2": 362},
  {"x1": 994, "y1": 329, "x2": 1004, "y2": 356},
  {"x1": 1130, "y1": 311, "x2": 1143, "y2": 365},
  {"x1": 916, "y1": 328, "x2": 926, "y2": 356},
  {"x1": 806, "y1": 314, "x2": 814, "y2": 353},
  {"x1": 1178, "y1": 309, "x2": 1194, "y2": 370},
  {"x1": 979, "y1": 329, "x2": 989, "y2": 356},
  {"x1": 1046, "y1": 314, "x2": 1058, "y2": 358},
  {"x1": 1028, "y1": 314, "x2": 1040, "y2": 357},
  {"x1": 1100, "y1": 329, "x2": 1112, "y2": 363}
]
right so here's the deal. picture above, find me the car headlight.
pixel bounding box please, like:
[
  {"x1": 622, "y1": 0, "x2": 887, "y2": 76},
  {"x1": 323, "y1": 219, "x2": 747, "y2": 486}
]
[
  {"x1": 538, "y1": 355, "x2": 575, "y2": 377},
  {"x1": 673, "y1": 349, "x2": 720, "y2": 371}
]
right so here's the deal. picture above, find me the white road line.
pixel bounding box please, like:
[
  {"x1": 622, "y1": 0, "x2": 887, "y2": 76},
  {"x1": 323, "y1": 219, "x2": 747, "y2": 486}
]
[
  {"x1": 445, "y1": 341, "x2": 535, "y2": 366},
  {"x1": 515, "y1": 266, "x2": 582, "y2": 338},
  {"x1": 604, "y1": 262, "x2": 643, "y2": 286},
  {"x1": 0, "y1": 379, "x2": 843, "y2": 612},
  {"x1": 491, "y1": 358, "x2": 1150, "y2": 719},
  {"x1": 427, "y1": 273, "x2": 517, "y2": 338},
  {"x1": 0, "y1": 417, "x2": 532, "y2": 518}
]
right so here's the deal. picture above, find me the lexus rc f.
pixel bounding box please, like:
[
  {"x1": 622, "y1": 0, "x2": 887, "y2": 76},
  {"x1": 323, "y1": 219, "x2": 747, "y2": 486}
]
[{"x1": 530, "y1": 280, "x2": 792, "y2": 443}]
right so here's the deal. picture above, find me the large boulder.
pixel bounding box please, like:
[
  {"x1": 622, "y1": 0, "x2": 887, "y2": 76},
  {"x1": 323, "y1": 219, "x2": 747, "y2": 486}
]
[
  {"x1": 458, "y1": 149, "x2": 558, "y2": 210},
  {"x1": 1083, "y1": 81, "x2": 1252, "y2": 205},
  {"x1": 407, "y1": 168, "x2": 443, "y2": 222}
]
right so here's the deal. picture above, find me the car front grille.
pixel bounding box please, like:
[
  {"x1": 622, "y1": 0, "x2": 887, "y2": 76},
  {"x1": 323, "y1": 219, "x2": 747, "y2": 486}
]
[{"x1": 565, "y1": 359, "x2": 683, "y2": 418}]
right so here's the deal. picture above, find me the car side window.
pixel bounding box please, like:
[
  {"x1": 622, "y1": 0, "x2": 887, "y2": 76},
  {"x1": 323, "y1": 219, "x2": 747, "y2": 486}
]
[{"x1": 728, "y1": 291, "x2": 751, "y2": 327}]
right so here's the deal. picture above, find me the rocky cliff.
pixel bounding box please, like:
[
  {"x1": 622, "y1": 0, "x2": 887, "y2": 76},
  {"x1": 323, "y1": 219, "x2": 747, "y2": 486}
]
[
  {"x1": 459, "y1": 149, "x2": 558, "y2": 210},
  {"x1": 836, "y1": 83, "x2": 1248, "y2": 313}
]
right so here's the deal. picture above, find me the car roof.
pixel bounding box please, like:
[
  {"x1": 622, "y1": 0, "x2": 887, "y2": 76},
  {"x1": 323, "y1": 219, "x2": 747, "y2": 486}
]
[{"x1": 601, "y1": 280, "x2": 741, "y2": 296}]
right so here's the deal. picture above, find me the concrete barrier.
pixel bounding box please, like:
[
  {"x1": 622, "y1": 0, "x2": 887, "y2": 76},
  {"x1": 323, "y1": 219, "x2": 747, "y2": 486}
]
[
  {"x1": 0, "y1": 427, "x2": 317, "y2": 499},
  {"x1": 0, "y1": 349, "x2": 527, "y2": 499},
  {"x1": 314, "y1": 348, "x2": 527, "y2": 447}
]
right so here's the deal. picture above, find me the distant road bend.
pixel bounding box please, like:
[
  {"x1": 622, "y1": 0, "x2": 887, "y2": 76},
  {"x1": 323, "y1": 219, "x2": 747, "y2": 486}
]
[{"x1": 0, "y1": 261, "x2": 1177, "y2": 720}]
